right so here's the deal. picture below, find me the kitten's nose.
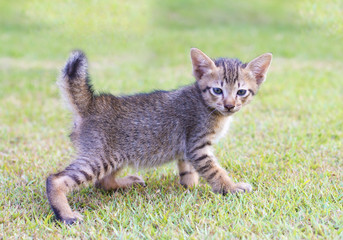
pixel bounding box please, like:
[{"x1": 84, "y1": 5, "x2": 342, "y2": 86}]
[{"x1": 224, "y1": 104, "x2": 235, "y2": 111}]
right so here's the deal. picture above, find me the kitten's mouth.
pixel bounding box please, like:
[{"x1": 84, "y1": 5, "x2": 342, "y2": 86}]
[{"x1": 219, "y1": 109, "x2": 236, "y2": 116}]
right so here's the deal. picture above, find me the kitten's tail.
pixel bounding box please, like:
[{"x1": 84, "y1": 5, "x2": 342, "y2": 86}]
[{"x1": 58, "y1": 50, "x2": 94, "y2": 118}]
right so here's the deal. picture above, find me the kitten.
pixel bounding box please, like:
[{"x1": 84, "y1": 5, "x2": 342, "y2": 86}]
[{"x1": 46, "y1": 48, "x2": 272, "y2": 224}]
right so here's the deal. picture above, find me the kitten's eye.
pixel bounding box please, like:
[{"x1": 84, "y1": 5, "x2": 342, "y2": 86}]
[
  {"x1": 237, "y1": 89, "x2": 247, "y2": 96},
  {"x1": 212, "y1": 88, "x2": 223, "y2": 95}
]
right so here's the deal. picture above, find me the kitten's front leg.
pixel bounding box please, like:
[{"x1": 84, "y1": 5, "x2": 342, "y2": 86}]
[
  {"x1": 188, "y1": 148, "x2": 252, "y2": 194},
  {"x1": 178, "y1": 160, "x2": 199, "y2": 188}
]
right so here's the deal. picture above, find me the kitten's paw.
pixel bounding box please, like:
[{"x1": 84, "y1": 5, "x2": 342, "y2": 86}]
[
  {"x1": 126, "y1": 175, "x2": 146, "y2": 187},
  {"x1": 230, "y1": 182, "x2": 253, "y2": 194},
  {"x1": 59, "y1": 211, "x2": 83, "y2": 225},
  {"x1": 180, "y1": 172, "x2": 199, "y2": 188},
  {"x1": 96, "y1": 175, "x2": 145, "y2": 191}
]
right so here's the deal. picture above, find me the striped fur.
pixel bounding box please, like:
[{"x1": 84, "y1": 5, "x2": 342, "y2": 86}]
[{"x1": 46, "y1": 48, "x2": 272, "y2": 224}]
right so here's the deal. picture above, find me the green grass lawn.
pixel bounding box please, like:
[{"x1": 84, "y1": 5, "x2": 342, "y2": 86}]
[{"x1": 1, "y1": 0, "x2": 342, "y2": 238}]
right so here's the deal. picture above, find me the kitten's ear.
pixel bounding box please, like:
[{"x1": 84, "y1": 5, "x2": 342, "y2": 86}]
[
  {"x1": 190, "y1": 48, "x2": 216, "y2": 80},
  {"x1": 246, "y1": 53, "x2": 272, "y2": 86}
]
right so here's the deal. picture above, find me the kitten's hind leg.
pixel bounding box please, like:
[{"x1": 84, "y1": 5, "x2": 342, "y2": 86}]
[
  {"x1": 95, "y1": 171, "x2": 145, "y2": 191},
  {"x1": 46, "y1": 173, "x2": 84, "y2": 225},
  {"x1": 46, "y1": 156, "x2": 115, "y2": 224},
  {"x1": 178, "y1": 160, "x2": 199, "y2": 188}
]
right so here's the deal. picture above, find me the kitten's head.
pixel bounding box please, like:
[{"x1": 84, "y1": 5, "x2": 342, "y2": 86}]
[{"x1": 190, "y1": 48, "x2": 272, "y2": 116}]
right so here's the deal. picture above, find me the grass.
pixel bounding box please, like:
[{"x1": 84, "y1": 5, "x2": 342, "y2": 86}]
[{"x1": 1, "y1": 0, "x2": 342, "y2": 239}]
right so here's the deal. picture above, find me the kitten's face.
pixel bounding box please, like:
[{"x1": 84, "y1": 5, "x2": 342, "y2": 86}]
[{"x1": 190, "y1": 48, "x2": 272, "y2": 116}]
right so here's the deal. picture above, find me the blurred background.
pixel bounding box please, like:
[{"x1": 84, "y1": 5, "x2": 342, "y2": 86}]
[{"x1": 1, "y1": 0, "x2": 342, "y2": 238}]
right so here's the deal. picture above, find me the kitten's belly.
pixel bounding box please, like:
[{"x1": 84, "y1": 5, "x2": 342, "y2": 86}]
[{"x1": 130, "y1": 151, "x2": 182, "y2": 168}]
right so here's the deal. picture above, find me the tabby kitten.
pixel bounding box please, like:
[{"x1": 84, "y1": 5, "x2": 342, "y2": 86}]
[{"x1": 46, "y1": 48, "x2": 272, "y2": 224}]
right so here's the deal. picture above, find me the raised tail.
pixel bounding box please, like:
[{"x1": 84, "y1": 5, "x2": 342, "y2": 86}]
[{"x1": 58, "y1": 50, "x2": 94, "y2": 118}]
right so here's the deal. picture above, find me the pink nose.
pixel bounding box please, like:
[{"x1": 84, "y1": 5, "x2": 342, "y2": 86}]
[{"x1": 224, "y1": 104, "x2": 235, "y2": 111}]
